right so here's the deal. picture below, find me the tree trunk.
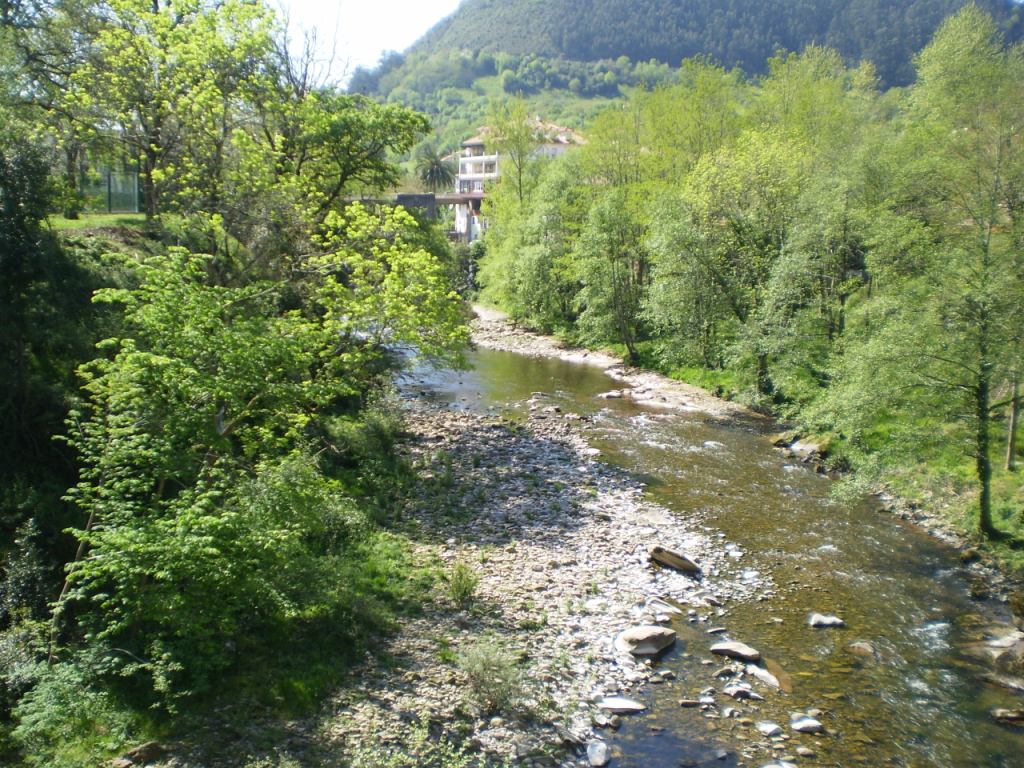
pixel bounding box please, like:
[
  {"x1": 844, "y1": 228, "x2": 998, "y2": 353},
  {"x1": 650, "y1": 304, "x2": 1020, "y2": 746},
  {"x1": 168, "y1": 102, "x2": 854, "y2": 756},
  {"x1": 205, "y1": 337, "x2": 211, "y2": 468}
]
[
  {"x1": 978, "y1": 374, "x2": 997, "y2": 538},
  {"x1": 62, "y1": 144, "x2": 82, "y2": 219},
  {"x1": 141, "y1": 150, "x2": 158, "y2": 219},
  {"x1": 756, "y1": 351, "x2": 772, "y2": 396},
  {"x1": 1006, "y1": 374, "x2": 1020, "y2": 472}
]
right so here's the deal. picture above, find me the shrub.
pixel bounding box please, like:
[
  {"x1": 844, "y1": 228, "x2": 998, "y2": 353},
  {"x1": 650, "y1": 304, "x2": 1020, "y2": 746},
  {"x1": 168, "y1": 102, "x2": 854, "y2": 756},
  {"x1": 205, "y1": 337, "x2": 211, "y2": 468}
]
[
  {"x1": 457, "y1": 636, "x2": 523, "y2": 714},
  {"x1": 12, "y1": 652, "x2": 143, "y2": 768},
  {"x1": 447, "y1": 562, "x2": 479, "y2": 609}
]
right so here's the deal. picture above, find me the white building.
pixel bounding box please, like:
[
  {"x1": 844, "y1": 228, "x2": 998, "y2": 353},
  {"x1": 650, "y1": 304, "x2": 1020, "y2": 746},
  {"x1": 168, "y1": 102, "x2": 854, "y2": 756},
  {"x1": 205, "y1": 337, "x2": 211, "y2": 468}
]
[{"x1": 452, "y1": 121, "x2": 584, "y2": 241}]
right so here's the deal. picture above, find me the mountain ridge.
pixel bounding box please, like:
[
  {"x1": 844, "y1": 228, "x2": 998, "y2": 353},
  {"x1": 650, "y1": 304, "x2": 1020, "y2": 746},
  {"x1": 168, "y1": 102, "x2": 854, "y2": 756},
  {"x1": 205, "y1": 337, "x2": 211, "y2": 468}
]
[{"x1": 378, "y1": 0, "x2": 1022, "y2": 88}]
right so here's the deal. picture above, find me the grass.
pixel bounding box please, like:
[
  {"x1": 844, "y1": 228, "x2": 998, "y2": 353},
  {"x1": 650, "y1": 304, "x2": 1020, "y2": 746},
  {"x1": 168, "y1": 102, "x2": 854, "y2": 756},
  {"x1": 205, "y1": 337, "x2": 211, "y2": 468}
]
[
  {"x1": 47, "y1": 213, "x2": 146, "y2": 231},
  {"x1": 666, "y1": 365, "x2": 746, "y2": 399}
]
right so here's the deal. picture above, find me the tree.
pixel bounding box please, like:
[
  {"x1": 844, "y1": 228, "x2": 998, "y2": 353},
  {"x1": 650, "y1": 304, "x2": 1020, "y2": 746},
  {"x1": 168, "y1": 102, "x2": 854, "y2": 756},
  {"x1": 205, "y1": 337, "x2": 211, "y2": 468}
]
[
  {"x1": 830, "y1": 6, "x2": 1024, "y2": 539},
  {"x1": 415, "y1": 145, "x2": 456, "y2": 191},
  {"x1": 66, "y1": 0, "x2": 275, "y2": 219},
  {"x1": 487, "y1": 95, "x2": 538, "y2": 203},
  {"x1": 573, "y1": 189, "x2": 648, "y2": 363},
  {"x1": 52, "y1": 203, "x2": 467, "y2": 701}
]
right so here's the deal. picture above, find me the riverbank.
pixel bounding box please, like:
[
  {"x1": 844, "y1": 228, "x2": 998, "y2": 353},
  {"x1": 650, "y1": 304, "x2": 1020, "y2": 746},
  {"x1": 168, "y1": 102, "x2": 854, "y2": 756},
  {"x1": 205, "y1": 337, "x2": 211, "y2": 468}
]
[
  {"x1": 153, "y1": 307, "x2": 1023, "y2": 768},
  {"x1": 472, "y1": 305, "x2": 1023, "y2": 605}
]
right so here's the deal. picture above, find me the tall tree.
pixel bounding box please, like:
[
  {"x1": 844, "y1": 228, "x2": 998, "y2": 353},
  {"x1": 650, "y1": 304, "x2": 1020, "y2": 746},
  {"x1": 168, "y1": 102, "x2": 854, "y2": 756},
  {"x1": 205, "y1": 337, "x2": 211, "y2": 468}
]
[
  {"x1": 831, "y1": 6, "x2": 1024, "y2": 538},
  {"x1": 487, "y1": 95, "x2": 538, "y2": 203}
]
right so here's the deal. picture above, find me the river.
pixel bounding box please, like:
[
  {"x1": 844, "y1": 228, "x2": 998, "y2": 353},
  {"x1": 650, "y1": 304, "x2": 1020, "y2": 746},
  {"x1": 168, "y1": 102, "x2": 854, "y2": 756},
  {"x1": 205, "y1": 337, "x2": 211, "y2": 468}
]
[{"x1": 403, "y1": 345, "x2": 1024, "y2": 768}]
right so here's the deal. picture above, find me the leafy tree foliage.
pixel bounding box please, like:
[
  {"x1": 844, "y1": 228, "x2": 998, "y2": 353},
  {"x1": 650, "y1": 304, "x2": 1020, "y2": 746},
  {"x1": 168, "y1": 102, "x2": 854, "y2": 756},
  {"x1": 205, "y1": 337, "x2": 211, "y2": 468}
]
[
  {"x1": 0, "y1": 1, "x2": 468, "y2": 762},
  {"x1": 482, "y1": 7, "x2": 1024, "y2": 541},
  {"x1": 415, "y1": 145, "x2": 456, "y2": 191}
]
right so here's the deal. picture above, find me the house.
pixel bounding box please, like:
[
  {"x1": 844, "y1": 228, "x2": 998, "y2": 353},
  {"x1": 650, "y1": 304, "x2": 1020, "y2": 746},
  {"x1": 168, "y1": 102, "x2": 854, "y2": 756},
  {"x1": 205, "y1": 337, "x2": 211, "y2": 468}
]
[{"x1": 451, "y1": 120, "x2": 584, "y2": 241}]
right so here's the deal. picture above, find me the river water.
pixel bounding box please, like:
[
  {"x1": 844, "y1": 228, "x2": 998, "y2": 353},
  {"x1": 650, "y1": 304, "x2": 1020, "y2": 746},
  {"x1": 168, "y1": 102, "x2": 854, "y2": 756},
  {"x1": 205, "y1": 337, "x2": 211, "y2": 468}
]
[{"x1": 403, "y1": 347, "x2": 1024, "y2": 768}]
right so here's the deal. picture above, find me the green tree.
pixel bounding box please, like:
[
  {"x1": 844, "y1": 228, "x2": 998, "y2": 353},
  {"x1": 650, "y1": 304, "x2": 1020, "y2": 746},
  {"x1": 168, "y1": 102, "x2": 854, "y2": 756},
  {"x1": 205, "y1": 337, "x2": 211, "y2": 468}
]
[
  {"x1": 487, "y1": 95, "x2": 538, "y2": 203},
  {"x1": 573, "y1": 189, "x2": 648, "y2": 363},
  {"x1": 829, "y1": 6, "x2": 1024, "y2": 538},
  {"x1": 51, "y1": 203, "x2": 467, "y2": 701},
  {"x1": 415, "y1": 145, "x2": 456, "y2": 191}
]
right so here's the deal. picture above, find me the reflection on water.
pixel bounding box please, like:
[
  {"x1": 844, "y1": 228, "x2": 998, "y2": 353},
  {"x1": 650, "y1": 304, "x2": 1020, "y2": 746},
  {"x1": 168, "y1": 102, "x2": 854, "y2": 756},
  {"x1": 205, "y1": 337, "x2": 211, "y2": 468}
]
[{"x1": 402, "y1": 348, "x2": 1024, "y2": 768}]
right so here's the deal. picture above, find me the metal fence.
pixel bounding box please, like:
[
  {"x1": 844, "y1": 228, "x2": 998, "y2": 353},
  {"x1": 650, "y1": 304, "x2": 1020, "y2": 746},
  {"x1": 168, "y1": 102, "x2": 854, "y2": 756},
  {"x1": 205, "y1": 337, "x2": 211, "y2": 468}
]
[{"x1": 80, "y1": 169, "x2": 140, "y2": 213}]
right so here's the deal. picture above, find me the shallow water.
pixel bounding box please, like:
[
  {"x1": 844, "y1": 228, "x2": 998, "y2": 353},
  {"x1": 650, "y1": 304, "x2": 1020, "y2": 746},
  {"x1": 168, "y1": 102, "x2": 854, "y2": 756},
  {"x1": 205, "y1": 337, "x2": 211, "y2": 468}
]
[{"x1": 402, "y1": 348, "x2": 1024, "y2": 767}]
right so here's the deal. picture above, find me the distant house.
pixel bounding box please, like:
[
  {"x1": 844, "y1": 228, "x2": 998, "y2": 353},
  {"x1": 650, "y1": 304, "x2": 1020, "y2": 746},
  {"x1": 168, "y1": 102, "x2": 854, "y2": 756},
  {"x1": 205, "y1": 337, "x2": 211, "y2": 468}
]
[{"x1": 451, "y1": 120, "x2": 584, "y2": 242}]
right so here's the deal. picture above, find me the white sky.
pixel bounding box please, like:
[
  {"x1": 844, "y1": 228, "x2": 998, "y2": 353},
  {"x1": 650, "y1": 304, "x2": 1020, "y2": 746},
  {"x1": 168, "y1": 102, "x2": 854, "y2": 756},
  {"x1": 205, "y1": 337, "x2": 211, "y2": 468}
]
[{"x1": 276, "y1": 0, "x2": 465, "y2": 84}]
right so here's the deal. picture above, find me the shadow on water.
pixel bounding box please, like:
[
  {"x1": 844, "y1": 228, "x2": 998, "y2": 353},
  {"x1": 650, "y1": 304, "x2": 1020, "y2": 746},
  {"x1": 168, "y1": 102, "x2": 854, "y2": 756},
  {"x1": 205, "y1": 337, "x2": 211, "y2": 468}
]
[{"x1": 405, "y1": 348, "x2": 1024, "y2": 768}]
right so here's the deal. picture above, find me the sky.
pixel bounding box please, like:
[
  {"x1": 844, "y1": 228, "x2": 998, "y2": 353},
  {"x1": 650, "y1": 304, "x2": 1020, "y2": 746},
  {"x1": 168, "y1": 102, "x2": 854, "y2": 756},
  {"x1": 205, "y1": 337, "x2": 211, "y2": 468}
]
[{"x1": 276, "y1": 0, "x2": 465, "y2": 83}]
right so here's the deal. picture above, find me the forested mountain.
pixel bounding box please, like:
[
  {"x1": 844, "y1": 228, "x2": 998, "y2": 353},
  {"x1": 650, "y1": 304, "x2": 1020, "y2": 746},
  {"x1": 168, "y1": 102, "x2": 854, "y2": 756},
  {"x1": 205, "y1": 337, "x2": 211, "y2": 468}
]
[{"x1": 375, "y1": 0, "x2": 1022, "y2": 88}]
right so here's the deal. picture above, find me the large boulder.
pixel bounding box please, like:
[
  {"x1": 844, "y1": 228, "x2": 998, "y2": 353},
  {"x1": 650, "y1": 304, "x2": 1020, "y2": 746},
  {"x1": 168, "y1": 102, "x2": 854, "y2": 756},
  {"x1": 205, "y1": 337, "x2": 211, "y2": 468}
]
[
  {"x1": 711, "y1": 641, "x2": 761, "y2": 662},
  {"x1": 614, "y1": 625, "x2": 677, "y2": 655}
]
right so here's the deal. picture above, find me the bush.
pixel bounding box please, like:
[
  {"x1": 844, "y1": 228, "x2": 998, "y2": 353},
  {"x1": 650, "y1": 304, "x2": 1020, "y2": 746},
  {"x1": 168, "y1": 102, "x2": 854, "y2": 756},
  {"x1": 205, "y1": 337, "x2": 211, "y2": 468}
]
[
  {"x1": 457, "y1": 636, "x2": 523, "y2": 714},
  {"x1": 11, "y1": 652, "x2": 144, "y2": 768},
  {"x1": 447, "y1": 562, "x2": 479, "y2": 609}
]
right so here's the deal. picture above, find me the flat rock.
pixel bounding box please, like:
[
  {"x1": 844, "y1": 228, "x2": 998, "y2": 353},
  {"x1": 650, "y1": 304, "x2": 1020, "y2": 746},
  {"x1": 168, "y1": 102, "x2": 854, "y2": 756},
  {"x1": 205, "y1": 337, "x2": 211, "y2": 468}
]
[
  {"x1": 649, "y1": 546, "x2": 702, "y2": 575},
  {"x1": 711, "y1": 641, "x2": 761, "y2": 662},
  {"x1": 809, "y1": 613, "x2": 846, "y2": 628},
  {"x1": 647, "y1": 597, "x2": 684, "y2": 615},
  {"x1": 847, "y1": 641, "x2": 876, "y2": 657},
  {"x1": 587, "y1": 740, "x2": 611, "y2": 766},
  {"x1": 724, "y1": 683, "x2": 764, "y2": 701},
  {"x1": 597, "y1": 696, "x2": 646, "y2": 714},
  {"x1": 790, "y1": 715, "x2": 825, "y2": 734},
  {"x1": 614, "y1": 625, "x2": 677, "y2": 656},
  {"x1": 991, "y1": 708, "x2": 1024, "y2": 725},
  {"x1": 982, "y1": 673, "x2": 1024, "y2": 693},
  {"x1": 756, "y1": 722, "x2": 784, "y2": 737},
  {"x1": 746, "y1": 663, "x2": 781, "y2": 689}
]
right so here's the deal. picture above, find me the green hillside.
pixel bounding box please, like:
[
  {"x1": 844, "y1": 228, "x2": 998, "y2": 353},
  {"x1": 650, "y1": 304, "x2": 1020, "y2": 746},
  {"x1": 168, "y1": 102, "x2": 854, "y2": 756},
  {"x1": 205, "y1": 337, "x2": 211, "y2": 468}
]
[{"x1": 358, "y1": 0, "x2": 1022, "y2": 89}]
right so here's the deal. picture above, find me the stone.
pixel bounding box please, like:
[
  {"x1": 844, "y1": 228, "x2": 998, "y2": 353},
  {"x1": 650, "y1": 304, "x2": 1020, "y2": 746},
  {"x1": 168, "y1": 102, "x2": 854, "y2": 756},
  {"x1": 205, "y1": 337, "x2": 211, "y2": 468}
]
[
  {"x1": 809, "y1": 613, "x2": 846, "y2": 628},
  {"x1": 649, "y1": 546, "x2": 702, "y2": 575},
  {"x1": 790, "y1": 715, "x2": 825, "y2": 734},
  {"x1": 746, "y1": 663, "x2": 781, "y2": 689},
  {"x1": 587, "y1": 740, "x2": 611, "y2": 766},
  {"x1": 756, "y1": 722, "x2": 784, "y2": 737},
  {"x1": 724, "y1": 683, "x2": 764, "y2": 701},
  {"x1": 597, "y1": 696, "x2": 646, "y2": 714},
  {"x1": 991, "y1": 708, "x2": 1024, "y2": 725},
  {"x1": 679, "y1": 699, "x2": 701, "y2": 708},
  {"x1": 711, "y1": 641, "x2": 761, "y2": 662},
  {"x1": 846, "y1": 641, "x2": 876, "y2": 657},
  {"x1": 119, "y1": 742, "x2": 164, "y2": 765},
  {"x1": 613, "y1": 625, "x2": 676, "y2": 656},
  {"x1": 796, "y1": 746, "x2": 817, "y2": 758},
  {"x1": 647, "y1": 597, "x2": 684, "y2": 615},
  {"x1": 982, "y1": 672, "x2": 1024, "y2": 693}
]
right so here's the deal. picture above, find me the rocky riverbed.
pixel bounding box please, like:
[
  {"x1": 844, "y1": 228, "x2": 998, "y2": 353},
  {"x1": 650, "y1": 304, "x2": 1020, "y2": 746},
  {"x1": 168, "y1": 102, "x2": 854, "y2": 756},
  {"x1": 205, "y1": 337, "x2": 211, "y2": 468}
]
[{"x1": 315, "y1": 402, "x2": 777, "y2": 767}]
